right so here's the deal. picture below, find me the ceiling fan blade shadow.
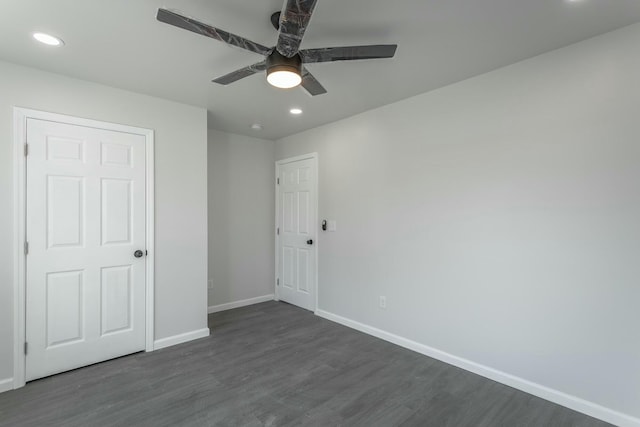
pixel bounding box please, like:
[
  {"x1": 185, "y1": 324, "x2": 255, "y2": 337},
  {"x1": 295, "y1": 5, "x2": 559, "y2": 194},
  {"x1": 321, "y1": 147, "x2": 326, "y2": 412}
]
[
  {"x1": 276, "y1": 0, "x2": 318, "y2": 58},
  {"x1": 301, "y1": 67, "x2": 327, "y2": 96},
  {"x1": 157, "y1": 8, "x2": 272, "y2": 56},
  {"x1": 301, "y1": 45, "x2": 397, "y2": 63},
  {"x1": 212, "y1": 61, "x2": 267, "y2": 85}
]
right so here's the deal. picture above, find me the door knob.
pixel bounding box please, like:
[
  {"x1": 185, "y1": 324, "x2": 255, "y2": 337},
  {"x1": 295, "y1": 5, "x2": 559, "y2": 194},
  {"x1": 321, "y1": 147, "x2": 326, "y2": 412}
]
[
  {"x1": 306, "y1": 239, "x2": 313, "y2": 245},
  {"x1": 134, "y1": 250, "x2": 144, "y2": 258}
]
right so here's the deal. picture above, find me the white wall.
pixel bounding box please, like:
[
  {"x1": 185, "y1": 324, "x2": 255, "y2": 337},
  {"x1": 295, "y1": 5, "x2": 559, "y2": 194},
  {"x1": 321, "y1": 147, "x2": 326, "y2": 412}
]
[
  {"x1": 0, "y1": 60, "x2": 209, "y2": 383},
  {"x1": 208, "y1": 129, "x2": 275, "y2": 308},
  {"x1": 276, "y1": 24, "x2": 640, "y2": 424}
]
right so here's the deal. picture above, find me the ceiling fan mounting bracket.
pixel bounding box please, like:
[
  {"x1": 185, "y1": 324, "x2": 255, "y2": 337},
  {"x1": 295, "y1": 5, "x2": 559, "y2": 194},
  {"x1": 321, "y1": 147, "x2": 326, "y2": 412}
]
[{"x1": 270, "y1": 11, "x2": 281, "y2": 31}]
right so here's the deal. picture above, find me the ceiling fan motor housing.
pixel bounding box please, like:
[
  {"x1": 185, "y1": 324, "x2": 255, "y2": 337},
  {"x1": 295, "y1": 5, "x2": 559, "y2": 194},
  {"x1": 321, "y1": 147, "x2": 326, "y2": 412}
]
[{"x1": 267, "y1": 50, "x2": 302, "y2": 77}]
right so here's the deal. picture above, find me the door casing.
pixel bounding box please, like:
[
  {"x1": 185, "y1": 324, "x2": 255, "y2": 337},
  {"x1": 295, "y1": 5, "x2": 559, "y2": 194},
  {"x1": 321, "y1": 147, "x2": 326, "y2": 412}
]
[
  {"x1": 12, "y1": 107, "x2": 155, "y2": 389},
  {"x1": 274, "y1": 153, "x2": 319, "y2": 312}
]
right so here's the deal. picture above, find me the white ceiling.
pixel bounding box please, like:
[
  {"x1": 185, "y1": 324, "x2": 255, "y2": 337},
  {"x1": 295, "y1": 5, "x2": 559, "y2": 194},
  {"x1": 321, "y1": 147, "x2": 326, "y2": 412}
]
[{"x1": 1, "y1": 0, "x2": 639, "y2": 140}]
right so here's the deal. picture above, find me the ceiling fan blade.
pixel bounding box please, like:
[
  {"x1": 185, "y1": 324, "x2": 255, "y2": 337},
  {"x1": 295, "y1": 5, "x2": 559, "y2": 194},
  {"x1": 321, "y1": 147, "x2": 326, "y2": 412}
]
[
  {"x1": 212, "y1": 61, "x2": 267, "y2": 85},
  {"x1": 301, "y1": 45, "x2": 397, "y2": 63},
  {"x1": 157, "y1": 8, "x2": 272, "y2": 56},
  {"x1": 301, "y1": 67, "x2": 327, "y2": 96},
  {"x1": 276, "y1": 0, "x2": 318, "y2": 58}
]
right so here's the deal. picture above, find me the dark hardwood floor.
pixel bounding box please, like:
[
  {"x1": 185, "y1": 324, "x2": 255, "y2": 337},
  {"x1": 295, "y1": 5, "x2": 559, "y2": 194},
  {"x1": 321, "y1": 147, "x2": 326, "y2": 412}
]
[{"x1": 0, "y1": 301, "x2": 611, "y2": 426}]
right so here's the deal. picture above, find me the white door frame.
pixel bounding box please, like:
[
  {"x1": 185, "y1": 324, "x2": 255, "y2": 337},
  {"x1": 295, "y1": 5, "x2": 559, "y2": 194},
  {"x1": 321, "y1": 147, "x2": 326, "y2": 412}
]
[
  {"x1": 12, "y1": 107, "x2": 155, "y2": 389},
  {"x1": 274, "y1": 153, "x2": 319, "y2": 313}
]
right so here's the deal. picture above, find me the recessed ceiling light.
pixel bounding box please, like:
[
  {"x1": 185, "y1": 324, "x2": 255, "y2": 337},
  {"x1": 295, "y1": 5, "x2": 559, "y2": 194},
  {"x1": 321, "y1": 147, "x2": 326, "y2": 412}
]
[
  {"x1": 33, "y1": 32, "x2": 64, "y2": 46},
  {"x1": 251, "y1": 123, "x2": 263, "y2": 130},
  {"x1": 289, "y1": 108, "x2": 303, "y2": 115}
]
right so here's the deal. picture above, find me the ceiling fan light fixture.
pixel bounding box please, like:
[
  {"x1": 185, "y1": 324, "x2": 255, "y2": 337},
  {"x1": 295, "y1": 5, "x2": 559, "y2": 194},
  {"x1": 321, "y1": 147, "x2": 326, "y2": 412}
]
[
  {"x1": 267, "y1": 70, "x2": 301, "y2": 89},
  {"x1": 266, "y1": 50, "x2": 302, "y2": 89}
]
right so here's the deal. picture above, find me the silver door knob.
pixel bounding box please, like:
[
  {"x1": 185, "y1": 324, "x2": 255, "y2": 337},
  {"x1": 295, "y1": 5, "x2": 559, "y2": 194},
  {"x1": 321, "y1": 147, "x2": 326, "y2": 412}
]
[{"x1": 134, "y1": 250, "x2": 144, "y2": 258}]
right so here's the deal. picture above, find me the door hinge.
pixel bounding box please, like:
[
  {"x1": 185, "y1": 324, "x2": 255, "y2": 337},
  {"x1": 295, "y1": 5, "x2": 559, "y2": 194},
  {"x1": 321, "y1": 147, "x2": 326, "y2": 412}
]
[
  {"x1": 277, "y1": 177, "x2": 280, "y2": 185},
  {"x1": 277, "y1": 278, "x2": 280, "y2": 286},
  {"x1": 24, "y1": 241, "x2": 29, "y2": 255},
  {"x1": 277, "y1": 227, "x2": 279, "y2": 235},
  {"x1": 24, "y1": 342, "x2": 28, "y2": 355},
  {"x1": 24, "y1": 143, "x2": 29, "y2": 157}
]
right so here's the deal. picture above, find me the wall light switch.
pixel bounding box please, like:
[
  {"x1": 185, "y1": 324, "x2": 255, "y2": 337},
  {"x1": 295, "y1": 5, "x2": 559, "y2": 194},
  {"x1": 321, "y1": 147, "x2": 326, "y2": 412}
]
[
  {"x1": 327, "y1": 220, "x2": 337, "y2": 232},
  {"x1": 208, "y1": 279, "x2": 213, "y2": 289}
]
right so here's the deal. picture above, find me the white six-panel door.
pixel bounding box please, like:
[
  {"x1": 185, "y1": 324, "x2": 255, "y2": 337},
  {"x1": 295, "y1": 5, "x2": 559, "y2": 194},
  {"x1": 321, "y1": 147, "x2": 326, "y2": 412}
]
[
  {"x1": 25, "y1": 118, "x2": 147, "y2": 381},
  {"x1": 277, "y1": 156, "x2": 317, "y2": 311}
]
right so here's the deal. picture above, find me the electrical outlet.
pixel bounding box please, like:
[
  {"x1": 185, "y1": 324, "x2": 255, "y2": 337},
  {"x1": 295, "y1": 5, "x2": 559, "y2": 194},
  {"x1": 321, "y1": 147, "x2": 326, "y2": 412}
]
[
  {"x1": 208, "y1": 279, "x2": 213, "y2": 289},
  {"x1": 379, "y1": 296, "x2": 386, "y2": 309}
]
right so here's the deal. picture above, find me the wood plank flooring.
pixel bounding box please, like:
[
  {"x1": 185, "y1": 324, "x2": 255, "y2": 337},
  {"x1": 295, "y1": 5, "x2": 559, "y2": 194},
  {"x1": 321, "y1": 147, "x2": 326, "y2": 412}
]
[{"x1": 0, "y1": 301, "x2": 611, "y2": 426}]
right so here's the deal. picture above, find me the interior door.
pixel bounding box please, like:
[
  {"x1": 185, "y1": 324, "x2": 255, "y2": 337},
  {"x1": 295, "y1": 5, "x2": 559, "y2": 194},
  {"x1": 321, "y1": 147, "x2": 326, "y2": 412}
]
[
  {"x1": 25, "y1": 118, "x2": 146, "y2": 381},
  {"x1": 277, "y1": 156, "x2": 317, "y2": 311}
]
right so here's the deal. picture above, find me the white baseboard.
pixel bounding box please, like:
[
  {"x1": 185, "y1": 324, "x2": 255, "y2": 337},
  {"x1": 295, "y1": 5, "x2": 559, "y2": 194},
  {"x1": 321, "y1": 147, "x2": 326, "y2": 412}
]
[
  {"x1": 0, "y1": 378, "x2": 14, "y2": 394},
  {"x1": 208, "y1": 294, "x2": 274, "y2": 314},
  {"x1": 315, "y1": 309, "x2": 640, "y2": 427},
  {"x1": 153, "y1": 328, "x2": 210, "y2": 351}
]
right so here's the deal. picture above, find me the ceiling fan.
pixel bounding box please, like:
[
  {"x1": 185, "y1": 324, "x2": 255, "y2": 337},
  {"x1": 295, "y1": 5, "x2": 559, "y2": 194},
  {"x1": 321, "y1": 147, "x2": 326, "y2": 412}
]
[{"x1": 156, "y1": 0, "x2": 398, "y2": 96}]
